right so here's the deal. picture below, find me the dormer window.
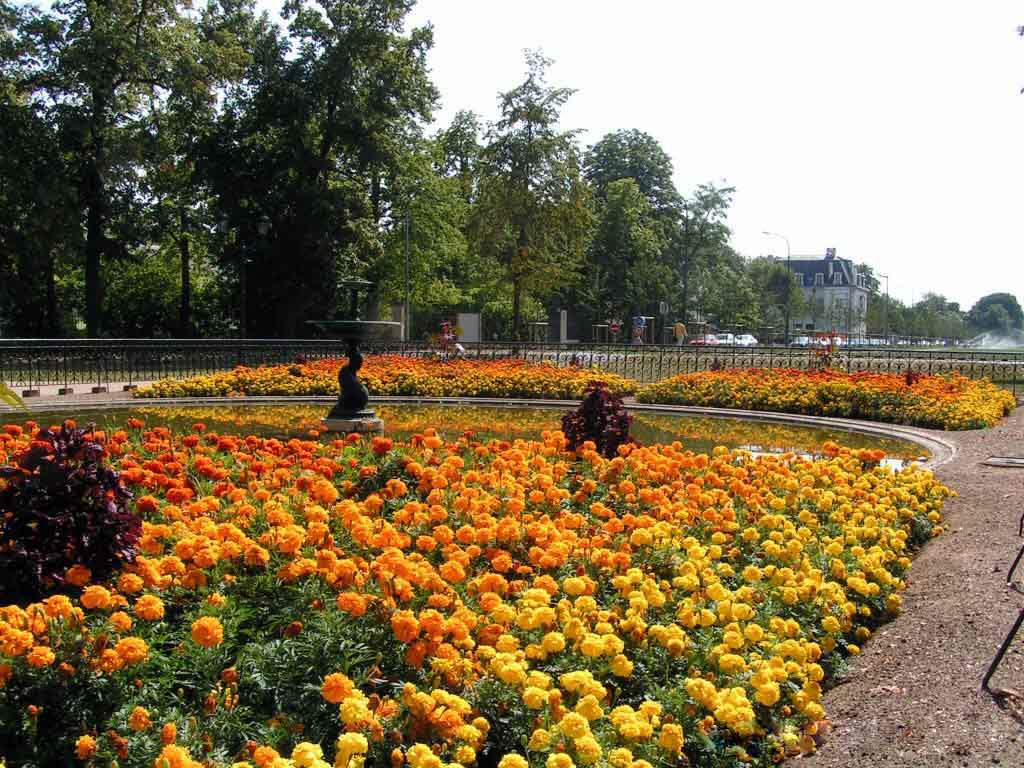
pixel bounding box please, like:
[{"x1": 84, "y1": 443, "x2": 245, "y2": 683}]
[
  {"x1": 815, "y1": 273, "x2": 824, "y2": 286},
  {"x1": 832, "y1": 272, "x2": 842, "y2": 285}
]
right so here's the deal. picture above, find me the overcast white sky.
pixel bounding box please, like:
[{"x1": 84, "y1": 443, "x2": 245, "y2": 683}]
[{"x1": 258, "y1": 0, "x2": 1023, "y2": 310}]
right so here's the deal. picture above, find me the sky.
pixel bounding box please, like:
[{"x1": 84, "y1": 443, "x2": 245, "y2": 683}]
[{"x1": 257, "y1": 0, "x2": 1024, "y2": 310}]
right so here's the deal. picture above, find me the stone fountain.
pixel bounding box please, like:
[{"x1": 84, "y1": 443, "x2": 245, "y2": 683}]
[{"x1": 308, "y1": 279, "x2": 401, "y2": 434}]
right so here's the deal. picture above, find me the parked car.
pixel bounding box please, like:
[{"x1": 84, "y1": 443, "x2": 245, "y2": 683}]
[
  {"x1": 735, "y1": 334, "x2": 759, "y2": 346},
  {"x1": 691, "y1": 333, "x2": 720, "y2": 346},
  {"x1": 715, "y1": 333, "x2": 736, "y2": 345}
]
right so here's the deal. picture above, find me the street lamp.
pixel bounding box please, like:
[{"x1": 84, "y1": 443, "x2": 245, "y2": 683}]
[
  {"x1": 877, "y1": 272, "x2": 889, "y2": 342},
  {"x1": 762, "y1": 231, "x2": 792, "y2": 344},
  {"x1": 404, "y1": 210, "x2": 411, "y2": 343}
]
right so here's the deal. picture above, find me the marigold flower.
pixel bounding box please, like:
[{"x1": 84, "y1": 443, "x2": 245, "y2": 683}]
[
  {"x1": 134, "y1": 595, "x2": 165, "y2": 621},
  {"x1": 114, "y1": 636, "x2": 148, "y2": 665},
  {"x1": 190, "y1": 616, "x2": 224, "y2": 648},
  {"x1": 75, "y1": 734, "x2": 97, "y2": 760},
  {"x1": 129, "y1": 706, "x2": 152, "y2": 732},
  {"x1": 26, "y1": 645, "x2": 55, "y2": 668},
  {"x1": 321, "y1": 672, "x2": 355, "y2": 703},
  {"x1": 161, "y1": 721, "x2": 177, "y2": 744}
]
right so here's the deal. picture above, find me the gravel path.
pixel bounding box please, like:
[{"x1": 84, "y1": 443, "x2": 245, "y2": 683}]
[{"x1": 808, "y1": 408, "x2": 1024, "y2": 767}]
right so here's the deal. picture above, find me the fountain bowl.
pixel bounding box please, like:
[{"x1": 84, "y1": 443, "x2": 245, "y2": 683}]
[{"x1": 307, "y1": 320, "x2": 402, "y2": 342}]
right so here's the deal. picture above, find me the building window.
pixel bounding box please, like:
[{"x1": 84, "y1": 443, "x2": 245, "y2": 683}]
[
  {"x1": 814, "y1": 273, "x2": 824, "y2": 286},
  {"x1": 796, "y1": 274, "x2": 804, "y2": 286},
  {"x1": 832, "y1": 272, "x2": 842, "y2": 285}
]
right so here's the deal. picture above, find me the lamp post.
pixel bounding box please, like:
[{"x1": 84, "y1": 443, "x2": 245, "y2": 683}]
[
  {"x1": 762, "y1": 231, "x2": 791, "y2": 344},
  {"x1": 877, "y1": 272, "x2": 889, "y2": 343},
  {"x1": 404, "y1": 210, "x2": 411, "y2": 342}
]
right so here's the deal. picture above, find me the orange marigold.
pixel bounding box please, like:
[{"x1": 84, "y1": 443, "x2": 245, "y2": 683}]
[
  {"x1": 75, "y1": 734, "x2": 97, "y2": 760},
  {"x1": 321, "y1": 672, "x2": 355, "y2": 703},
  {"x1": 134, "y1": 595, "x2": 165, "y2": 621},
  {"x1": 26, "y1": 645, "x2": 55, "y2": 668},
  {"x1": 129, "y1": 705, "x2": 152, "y2": 732},
  {"x1": 390, "y1": 610, "x2": 420, "y2": 643},
  {"x1": 190, "y1": 616, "x2": 224, "y2": 648}
]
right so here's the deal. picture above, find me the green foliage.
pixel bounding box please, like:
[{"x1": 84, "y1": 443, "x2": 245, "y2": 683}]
[
  {"x1": 967, "y1": 292, "x2": 1024, "y2": 332},
  {"x1": 471, "y1": 51, "x2": 594, "y2": 338}
]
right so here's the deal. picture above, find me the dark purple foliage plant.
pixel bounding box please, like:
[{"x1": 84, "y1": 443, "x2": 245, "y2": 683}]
[
  {"x1": 562, "y1": 380, "x2": 633, "y2": 458},
  {"x1": 0, "y1": 423, "x2": 138, "y2": 601}
]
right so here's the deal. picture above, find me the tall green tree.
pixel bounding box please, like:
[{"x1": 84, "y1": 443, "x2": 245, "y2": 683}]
[
  {"x1": 676, "y1": 182, "x2": 735, "y2": 320},
  {"x1": 586, "y1": 178, "x2": 668, "y2": 319},
  {"x1": 15, "y1": 0, "x2": 202, "y2": 336},
  {"x1": 967, "y1": 292, "x2": 1023, "y2": 332},
  {"x1": 199, "y1": 0, "x2": 437, "y2": 336},
  {"x1": 585, "y1": 129, "x2": 680, "y2": 216},
  {"x1": 472, "y1": 52, "x2": 593, "y2": 338}
]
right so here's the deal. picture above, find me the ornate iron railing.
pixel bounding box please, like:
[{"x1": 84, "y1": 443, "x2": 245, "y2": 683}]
[{"x1": 1, "y1": 338, "x2": 1022, "y2": 395}]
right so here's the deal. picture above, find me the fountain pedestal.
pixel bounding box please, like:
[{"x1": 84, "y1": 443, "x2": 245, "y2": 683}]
[{"x1": 309, "y1": 281, "x2": 400, "y2": 435}]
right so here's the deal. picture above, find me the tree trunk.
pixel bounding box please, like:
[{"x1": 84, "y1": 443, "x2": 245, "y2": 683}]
[
  {"x1": 178, "y1": 210, "x2": 191, "y2": 337},
  {"x1": 85, "y1": 192, "x2": 103, "y2": 337},
  {"x1": 512, "y1": 277, "x2": 522, "y2": 341},
  {"x1": 84, "y1": 88, "x2": 108, "y2": 338},
  {"x1": 45, "y1": 254, "x2": 59, "y2": 336}
]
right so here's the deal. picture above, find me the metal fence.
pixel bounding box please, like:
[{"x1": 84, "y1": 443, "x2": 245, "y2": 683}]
[{"x1": 2, "y1": 338, "x2": 1023, "y2": 395}]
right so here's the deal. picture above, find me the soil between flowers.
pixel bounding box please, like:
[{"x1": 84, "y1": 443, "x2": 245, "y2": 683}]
[{"x1": 807, "y1": 408, "x2": 1024, "y2": 768}]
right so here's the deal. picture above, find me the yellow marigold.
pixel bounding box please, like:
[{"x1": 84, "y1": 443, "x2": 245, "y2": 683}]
[
  {"x1": 546, "y1": 754, "x2": 575, "y2": 768},
  {"x1": 528, "y1": 728, "x2": 551, "y2": 750},
  {"x1": 523, "y1": 685, "x2": 548, "y2": 709},
  {"x1": 658, "y1": 723, "x2": 684, "y2": 753},
  {"x1": 575, "y1": 694, "x2": 604, "y2": 722},
  {"x1": 190, "y1": 616, "x2": 224, "y2": 648},
  {"x1": 497, "y1": 756, "x2": 528, "y2": 768},
  {"x1": 558, "y1": 711, "x2": 590, "y2": 739},
  {"x1": 610, "y1": 653, "x2": 634, "y2": 678},
  {"x1": 291, "y1": 742, "x2": 324, "y2": 768},
  {"x1": 335, "y1": 733, "x2": 368, "y2": 768},
  {"x1": 573, "y1": 735, "x2": 602, "y2": 765}
]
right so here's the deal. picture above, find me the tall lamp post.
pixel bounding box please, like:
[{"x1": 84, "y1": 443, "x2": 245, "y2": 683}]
[
  {"x1": 762, "y1": 231, "x2": 791, "y2": 344},
  {"x1": 877, "y1": 272, "x2": 889, "y2": 342}
]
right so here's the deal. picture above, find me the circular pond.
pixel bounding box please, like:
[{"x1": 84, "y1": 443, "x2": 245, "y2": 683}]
[{"x1": 20, "y1": 402, "x2": 929, "y2": 469}]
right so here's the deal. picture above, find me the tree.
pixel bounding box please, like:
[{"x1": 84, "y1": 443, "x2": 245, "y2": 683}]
[
  {"x1": 675, "y1": 183, "x2": 735, "y2": 320},
  {"x1": 198, "y1": 0, "x2": 438, "y2": 336},
  {"x1": 584, "y1": 129, "x2": 680, "y2": 216},
  {"x1": 586, "y1": 178, "x2": 668, "y2": 319},
  {"x1": 472, "y1": 52, "x2": 593, "y2": 338},
  {"x1": 967, "y1": 292, "x2": 1023, "y2": 332},
  {"x1": 14, "y1": 0, "x2": 205, "y2": 336}
]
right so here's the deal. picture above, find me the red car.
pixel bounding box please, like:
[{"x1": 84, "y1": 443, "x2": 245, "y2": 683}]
[{"x1": 690, "y1": 333, "x2": 720, "y2": 346}]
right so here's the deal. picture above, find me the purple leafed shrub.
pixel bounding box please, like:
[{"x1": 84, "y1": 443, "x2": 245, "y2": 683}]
[
  {"x1": 561, "y1": 380, "x2": 633, "y2": 458},
  {"x1": 0, "y1": 423, "x2": 138, "y2": 601}
]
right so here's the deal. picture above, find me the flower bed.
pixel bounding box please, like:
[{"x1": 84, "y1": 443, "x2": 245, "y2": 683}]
[
  {"x1": 0, "y1": 418, "x2": 950, "y2": 768},
  {"x1": 637, "y1": 369, "x2": 1015, "y2": 430},
  {"x1": 134, "y1": 357, "x2": 637, "y2": 400}
]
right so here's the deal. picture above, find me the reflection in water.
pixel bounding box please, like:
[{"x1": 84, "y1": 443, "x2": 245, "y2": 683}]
[{"x1": 38, "y1": 403, "x2": 928, "y2": 469}]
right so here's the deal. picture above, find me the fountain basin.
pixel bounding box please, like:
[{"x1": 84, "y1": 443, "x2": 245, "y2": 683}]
[{"x1": 307, "y1": 320, "x2": 402, "y2": 342}]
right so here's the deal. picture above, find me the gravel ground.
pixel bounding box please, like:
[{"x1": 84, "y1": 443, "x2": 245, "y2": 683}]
[{"x1": 808, "y1": 408, "x2": 1024, "y2": 767}]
